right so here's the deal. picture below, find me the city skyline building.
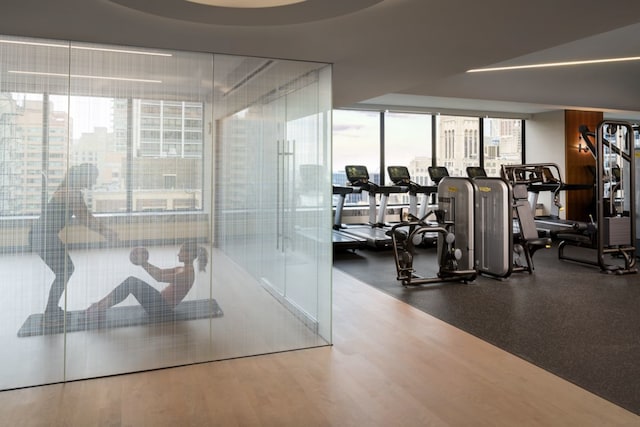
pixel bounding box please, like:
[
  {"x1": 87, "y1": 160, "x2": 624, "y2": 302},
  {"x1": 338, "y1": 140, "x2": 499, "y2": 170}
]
[
  {"x1": 0, "y1": 95, "x2": 206, "y2": 216},
  {"x1": 0, "y1": 98, "x2": 70, "y2": 216}
]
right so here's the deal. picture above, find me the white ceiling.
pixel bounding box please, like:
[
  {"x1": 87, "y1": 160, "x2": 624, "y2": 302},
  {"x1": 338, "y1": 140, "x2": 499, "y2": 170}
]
[{"x1": 2, "y1": 0, "x2": 640, "y2": 117}]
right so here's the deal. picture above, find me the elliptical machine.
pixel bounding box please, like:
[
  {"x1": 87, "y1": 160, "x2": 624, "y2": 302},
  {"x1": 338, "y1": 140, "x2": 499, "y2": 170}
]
[
  {"x1": 387, "y1": 176, "x2": 477, "y2": 287},
  {"x1": 387, "y1": 210, "x2": 476, "y2": 286}
]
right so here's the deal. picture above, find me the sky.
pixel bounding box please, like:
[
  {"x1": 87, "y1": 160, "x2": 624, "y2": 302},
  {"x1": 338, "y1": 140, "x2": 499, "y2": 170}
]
[{"x1": 333, "y1": 109, "x2": 432, "y2": 174}]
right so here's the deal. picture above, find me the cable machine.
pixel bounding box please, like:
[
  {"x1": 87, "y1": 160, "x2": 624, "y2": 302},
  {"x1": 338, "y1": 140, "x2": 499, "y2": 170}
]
[{"x1": 557, "y1": 120, "x2": 637, "y2": 274}]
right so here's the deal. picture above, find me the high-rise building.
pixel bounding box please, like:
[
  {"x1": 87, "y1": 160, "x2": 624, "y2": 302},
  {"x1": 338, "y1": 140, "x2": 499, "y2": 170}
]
[
  {"x1": 2, "y1": 99, "x2": 70, "y2": 216},
  {"x1": 130, "y1": 100, "x2": 204, "y2": 158},
  {"x1": 0, "y1": 94, "x2": 21, "y2": 215},
  {"x1": 437, "y1": 116, "x2": 479, "y2": 177},
  {"x1": 95, "y1": 99, "x2": 205, "y2": 212}
]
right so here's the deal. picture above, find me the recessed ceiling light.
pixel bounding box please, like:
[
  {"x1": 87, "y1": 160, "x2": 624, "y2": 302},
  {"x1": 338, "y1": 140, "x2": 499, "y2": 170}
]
[
  {"x1": 110, "y1": 0, "x2": 382, "y2": 25},
  {"x1": 185, "y1": 0, "x2": 306, "y2": 8}
]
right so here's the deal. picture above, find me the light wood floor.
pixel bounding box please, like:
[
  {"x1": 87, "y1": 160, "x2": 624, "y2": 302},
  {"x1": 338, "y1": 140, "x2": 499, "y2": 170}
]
[{"x1": 1, "y1": 268, "x2": 638, "y2": 426}]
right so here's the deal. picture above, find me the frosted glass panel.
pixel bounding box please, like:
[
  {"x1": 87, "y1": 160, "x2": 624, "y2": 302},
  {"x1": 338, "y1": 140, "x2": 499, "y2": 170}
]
[
  {"x1": 0, "y1": 35, "x2": 331, "y2": 390},
  {"x1": 0, "y1": 37, "x2": 71, "y2": 387},
  {"x1": 214, "y1": 55, "x2": 332, "y2": 345}
]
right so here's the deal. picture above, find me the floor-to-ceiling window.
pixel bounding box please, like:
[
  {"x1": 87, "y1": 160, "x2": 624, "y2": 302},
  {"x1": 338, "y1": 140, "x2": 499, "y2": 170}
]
[
  {"x1": 384, "y1": 111, "x2": 432, "y2": 205},
  {"x1": 435, "y1": 115, "x2": 480, "y2": 176},
  {"x1": 483, "y1": 118, "x2": 523, "y2": 176},
  {"x1": 332, "y1": 109, "x2": 524, "y2": 208},
  {"x1": 332, "y1": 109, "x2": 380, "y2": 207}
]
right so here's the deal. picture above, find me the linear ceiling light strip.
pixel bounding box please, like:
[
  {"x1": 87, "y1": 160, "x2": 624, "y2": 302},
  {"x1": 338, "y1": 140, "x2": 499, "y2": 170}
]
[
  {"x1": 468, "y1": 56, "x2": 640, "y2": 73},
  {"x1": 0, "y1": 39, "x2": 172, "y2": 57},
  {"x1": 8, "y1": 70, "x2": 162, "y2": 83}
]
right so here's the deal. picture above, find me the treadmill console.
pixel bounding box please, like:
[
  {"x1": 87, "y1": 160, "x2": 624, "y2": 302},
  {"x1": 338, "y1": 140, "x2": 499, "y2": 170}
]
[
  {"x1": 345, "y1": 165, "x2": 370, "y2": 185},
  {"x1": 428, "y1": 166, "x2": 450, "y2": 184},
  {"x1": 387, "y1": 166, "x2": 411, "y2": 185},
  {"x1": 466, "y1": 166, "x2": 487, "y2": 178}
]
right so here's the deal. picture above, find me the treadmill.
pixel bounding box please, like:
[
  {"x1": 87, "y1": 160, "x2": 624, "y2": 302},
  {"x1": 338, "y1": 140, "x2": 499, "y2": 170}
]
[
  {"x1": 339, "y1": 165, "x2": 407, "y2": 249},
  {"x1": 501, "y1": 163, "x2": 592, "y2": 237},
  {"x1": 387, "y1": 165, "x2": 439, "y2": 244},
  {"x1": 387, "y1": 165, "x2": 438, "y2": 219},
  {"x1": 332, "y1": 185, "x2": 367, "y2": 251}
]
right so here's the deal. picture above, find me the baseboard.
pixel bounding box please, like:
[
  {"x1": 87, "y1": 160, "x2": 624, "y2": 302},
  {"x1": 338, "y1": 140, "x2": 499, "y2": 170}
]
[{"x1": 260, "y1": 278, "x2": 319, "y2": 334}]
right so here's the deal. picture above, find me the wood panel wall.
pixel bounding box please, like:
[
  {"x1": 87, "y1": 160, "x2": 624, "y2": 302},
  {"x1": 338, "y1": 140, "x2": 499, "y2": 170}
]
[{"x1": 564, "y1": 110, "x2": 602, "y2": 221}]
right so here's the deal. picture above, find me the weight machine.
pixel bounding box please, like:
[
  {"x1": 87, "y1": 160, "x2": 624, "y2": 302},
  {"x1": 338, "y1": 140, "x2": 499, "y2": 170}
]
[{"x1": 557, "y1": 120, "x2": 637, "y2": 274}]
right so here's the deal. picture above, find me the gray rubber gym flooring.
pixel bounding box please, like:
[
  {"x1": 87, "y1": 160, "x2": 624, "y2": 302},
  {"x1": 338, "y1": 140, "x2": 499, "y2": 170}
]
[{"x1": 333, "y1": 242, "x2": 640, "y2": 415}]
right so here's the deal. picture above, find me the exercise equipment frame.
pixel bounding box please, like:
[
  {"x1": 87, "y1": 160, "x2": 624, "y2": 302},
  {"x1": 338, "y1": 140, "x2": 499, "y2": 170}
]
[{"x1": 558, "y1": 120, "x2": 637, "y2": 274}]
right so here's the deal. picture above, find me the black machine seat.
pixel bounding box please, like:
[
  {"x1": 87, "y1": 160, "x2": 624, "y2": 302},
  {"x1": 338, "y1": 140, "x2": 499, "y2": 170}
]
[
  {"x1": 512, "y1": 184, "x2": 552, "y2": 273},
  {"x1": 557, "y1": 229, "x2": 594, "y2": 246}
]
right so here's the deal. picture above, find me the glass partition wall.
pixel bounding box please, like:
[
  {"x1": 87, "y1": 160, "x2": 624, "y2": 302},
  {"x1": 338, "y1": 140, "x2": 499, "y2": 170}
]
[{"x1": 0, "y1": 35, "x2": 332, "y2": 390}]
